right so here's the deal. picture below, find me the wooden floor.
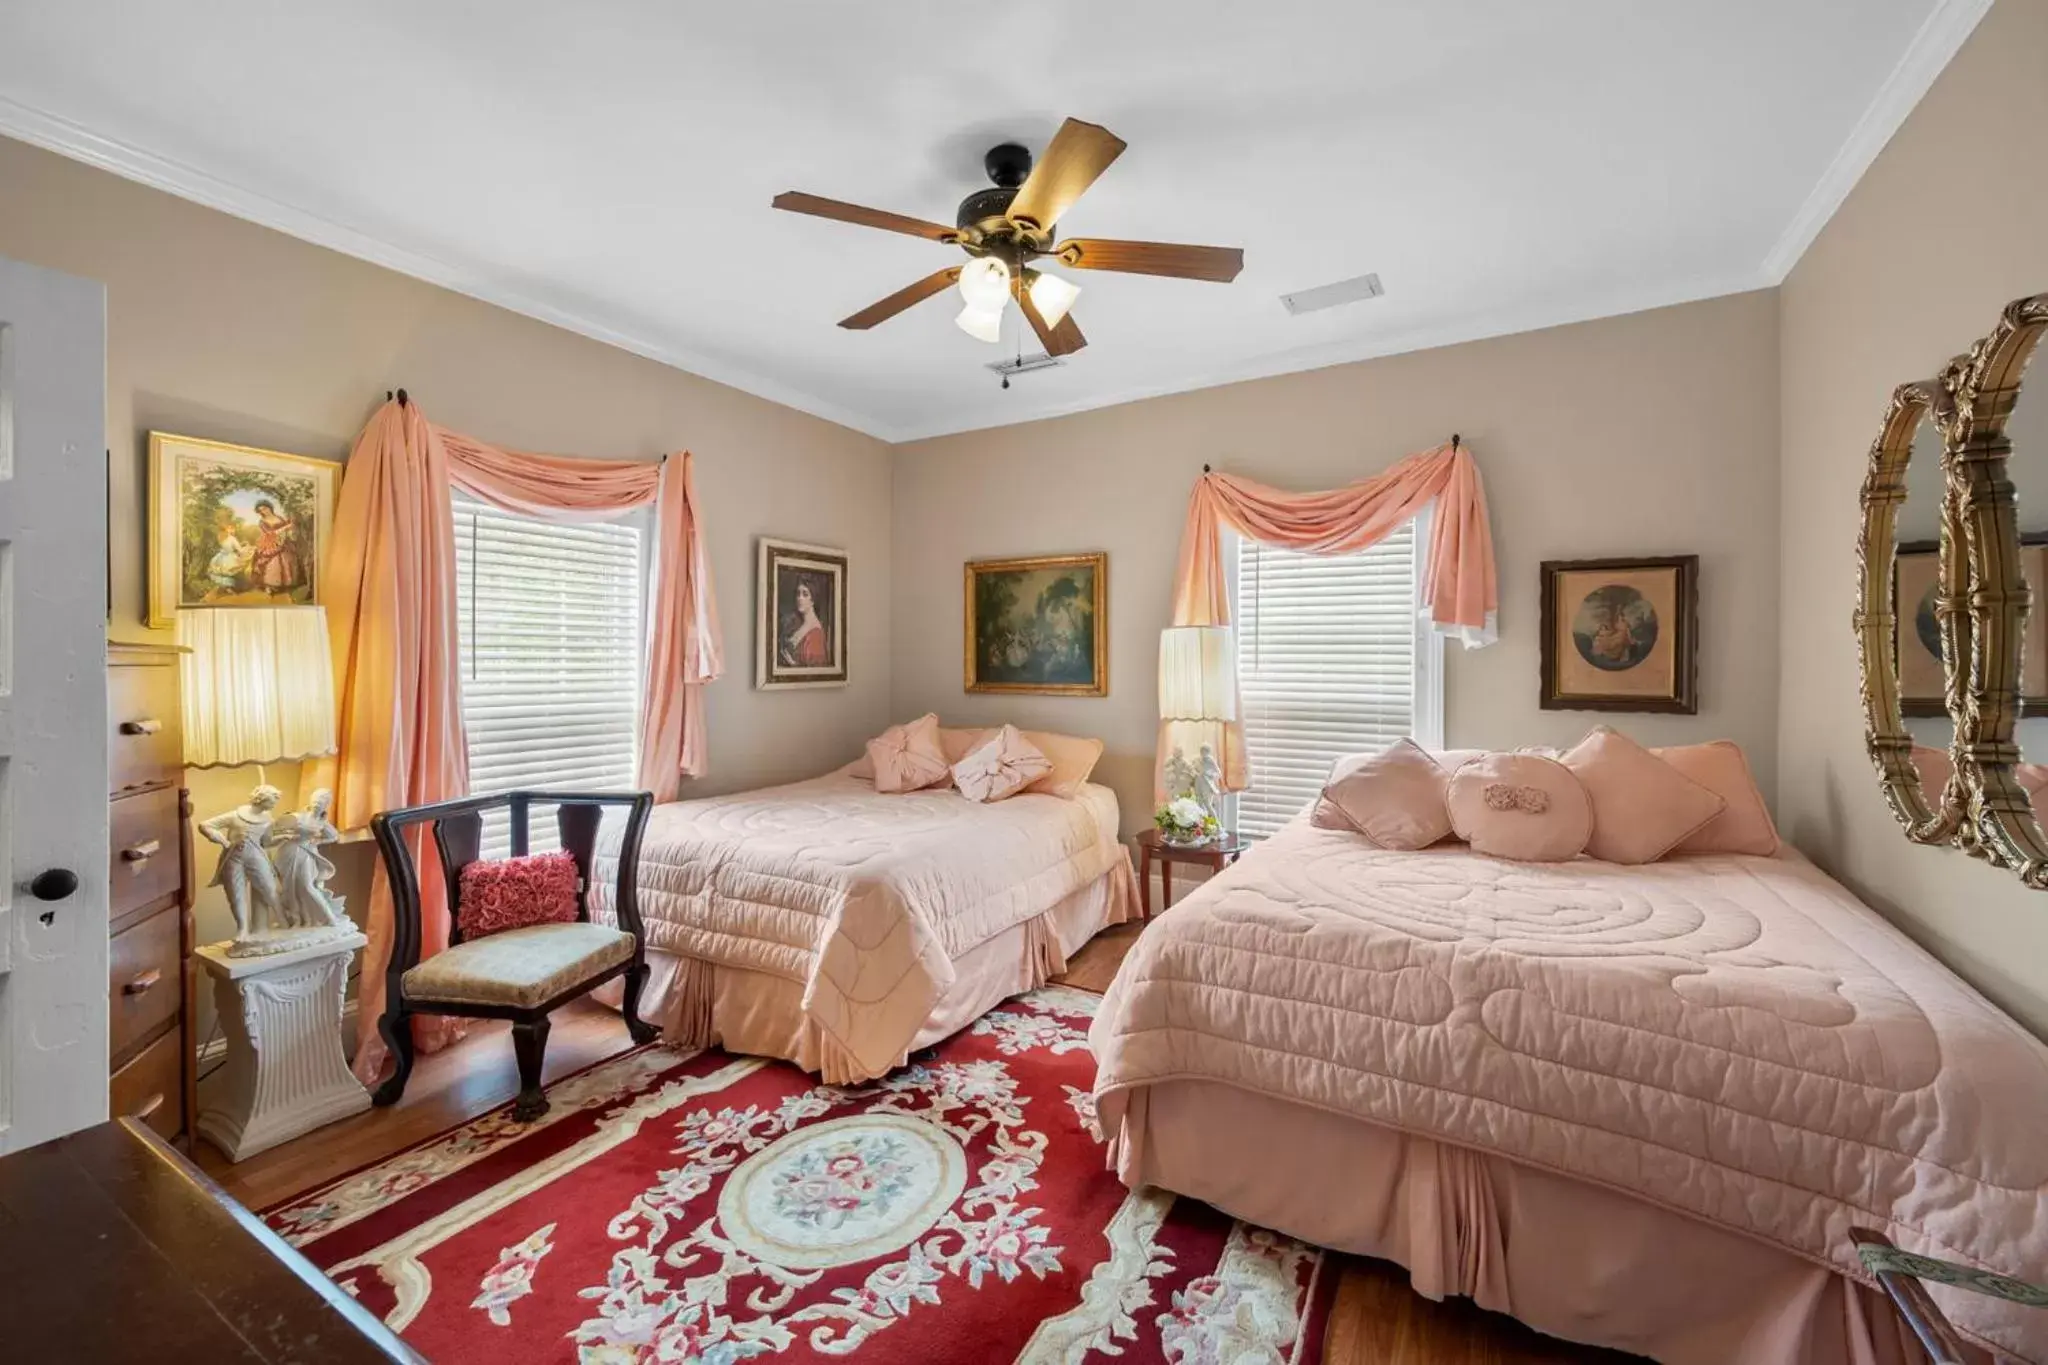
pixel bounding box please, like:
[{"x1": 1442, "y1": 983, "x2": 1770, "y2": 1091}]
[{"x1": 198, "y1": 923, "x2": 1639, "y2": 1364}]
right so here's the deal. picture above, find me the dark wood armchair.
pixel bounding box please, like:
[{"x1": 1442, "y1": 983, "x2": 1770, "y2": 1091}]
[{"x1": 368, "y1": 790, "x2": 656, "y2": 1121}]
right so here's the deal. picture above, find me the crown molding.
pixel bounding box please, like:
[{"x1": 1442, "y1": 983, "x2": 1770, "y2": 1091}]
[
  {"x1": 1759, "y1": 0, "x2": 1991, "y2": 283},
  {"x1": 0, "y1": 95, "x2": 895, "y2": 442},
  {"x1": 892, "y1": 265, "x2": 1772, "y2": 443}
]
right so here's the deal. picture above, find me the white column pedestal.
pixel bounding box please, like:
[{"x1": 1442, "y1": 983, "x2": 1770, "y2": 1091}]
[{"x1": 196, "y1": 931, "x2": 371, "y2": 1162}]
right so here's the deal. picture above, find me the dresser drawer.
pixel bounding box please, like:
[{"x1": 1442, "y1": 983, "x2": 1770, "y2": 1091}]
[
  {"x1": 109, "y1": 657, "x2": 182, "y2": 797},
  {"x1": 109, "y1": 907, "x2": 182, "y2": 1066},
  {"x1": 110, "y1": 1026, "x2": 184, "y2": 1141},
  {"x1": 110, "y1": 787, "x2": 183, "y2": 926}
]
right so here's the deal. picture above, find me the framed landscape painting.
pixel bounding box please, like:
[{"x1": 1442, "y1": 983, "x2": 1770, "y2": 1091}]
[
  {"x1": 964, "y1": 552, "x2": 1107, "y2": 696},
  {"x1": 1539, "y1": 555, "x2": 1698, "y2": 714},
  {"x1": 756, "y1": 537, "x2": 848, "y2": 689},
  {"x1": 148, "y1": 432, "x2": 338, "y2": 628}
]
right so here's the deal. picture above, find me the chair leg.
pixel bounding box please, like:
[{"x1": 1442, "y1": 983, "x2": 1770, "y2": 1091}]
[
  {"x1": 621, "y1": 959, "x2": 659, "y2": 1046},
  {"x1": 371, "y1": 1002, "x2": 415, "y2": 1107},
  {"x1": 510, "y1": 1015, "x2": 552, "y2": 1121}
]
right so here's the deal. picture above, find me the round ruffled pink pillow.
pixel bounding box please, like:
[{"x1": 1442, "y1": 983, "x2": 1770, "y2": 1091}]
[{"x1": 1446, "y1": 753, "x2": 1592, "y2": 862}]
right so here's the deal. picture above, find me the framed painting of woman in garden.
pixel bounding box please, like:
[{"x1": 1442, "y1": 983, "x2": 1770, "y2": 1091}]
[
  {"x1": 756, "y1": 537, "x2": 848, "y2": 689},
  {"x1": 147, "y1": 432, "x2": 338, "y2": 627},
  {"x1": 964, "y1": 552, "x2": 1108, "y2": 696}
]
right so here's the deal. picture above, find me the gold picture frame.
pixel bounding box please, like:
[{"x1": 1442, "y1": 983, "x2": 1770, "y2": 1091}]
[
  {"x1": 147, "y1": 432, "x2": 339, "y2": 628},
  {"x1": 964, "y1": 552, "x2": 1108, "y2": 696}
]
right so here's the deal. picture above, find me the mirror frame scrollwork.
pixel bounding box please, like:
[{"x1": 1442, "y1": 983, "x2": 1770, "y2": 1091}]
[
  {"x1": 1946, "y1": 293, "x2": 2048, "y2": 885},
  {"x1": 1856, "y1": 378, "x2": 1974, "y2": 848}
]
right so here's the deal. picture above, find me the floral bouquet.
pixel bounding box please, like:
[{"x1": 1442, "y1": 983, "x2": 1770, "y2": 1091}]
[{"x1": 1154, "y1": 795, "x2": 1221, "y2": 846}]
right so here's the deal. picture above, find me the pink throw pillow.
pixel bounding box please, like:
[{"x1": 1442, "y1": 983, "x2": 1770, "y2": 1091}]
[
  {"x1": 1446, "y1": 753, "x2": 1592, "y2": 861},
  {"x1": 953, "y1": 725, "x2": 1053, "y2": 803},
  {"x1": 940, "y1": 726, "x2": 998, "y2": 766},
  {"x1": 1562, "y1": 726, "x2": 1725, "y2": 865},
  {"x1": 1316, "y1": 739, "x2": 1454, "y2": 849},
  {"x1": 1016, "y1": 729, "x2": 1105, "y2": 799},
  {"x1": 1313, "y1": 747, "x2": 1481, "y2": 831},
  {"x1": 457, "y1": 851, "x2": 579, "y2": 940},
  {"x1": 1653, "y1": 740, "x2": 1780, "y2": 856},
  {"x1": 866, "y1": 713, "x2": 951, "y2": 794}
]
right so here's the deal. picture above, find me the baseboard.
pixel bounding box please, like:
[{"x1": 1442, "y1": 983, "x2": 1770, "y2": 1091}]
[{"x1": 198, "y1": 999, "x2": 358, "y2": 1068}]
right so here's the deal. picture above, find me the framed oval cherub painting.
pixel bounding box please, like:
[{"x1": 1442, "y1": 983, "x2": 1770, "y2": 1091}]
[{"x1": 147, "y1": 432, "x2": 338, "y2": 628}]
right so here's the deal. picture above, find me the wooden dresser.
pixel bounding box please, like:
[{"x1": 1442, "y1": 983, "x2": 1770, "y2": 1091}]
[{"x1": 107, "y1": 642, "x2": 195, "y2": 1144}]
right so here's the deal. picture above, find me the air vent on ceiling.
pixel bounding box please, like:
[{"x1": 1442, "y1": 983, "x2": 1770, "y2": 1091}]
[
  {"x1": 988, "y1": 352, "x2": 1065, "y2": 377},
  {"x1": 1279, "y1": 272, "x2": 1385, "y2": 316}
]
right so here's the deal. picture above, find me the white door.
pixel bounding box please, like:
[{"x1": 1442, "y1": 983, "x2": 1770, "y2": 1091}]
[{"x1": 0, "y1": 253, "x2": 109, "y2": 1153}]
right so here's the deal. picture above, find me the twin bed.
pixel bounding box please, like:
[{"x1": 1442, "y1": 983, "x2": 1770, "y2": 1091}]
[{"x1": 588, "y1": 750, "x2": 2046, "y2": 1365}]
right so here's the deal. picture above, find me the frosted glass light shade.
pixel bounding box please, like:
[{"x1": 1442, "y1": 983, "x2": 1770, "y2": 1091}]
[
  {"x1": 1028, "y1": 270, "x2": 1081, "y2": 326},
  {"x1": 955, "y1": 303, "x2": 1004, "y2": 344},
  {"x1": 1158, "y1": 625, "x2": 1237, "y2": 721},
  {"x1": 177, "y1": 606, "x2": 337, "y2": 767},
  {"x1": 957, "y1": 256, "x2": 1012, "y2": 310}
]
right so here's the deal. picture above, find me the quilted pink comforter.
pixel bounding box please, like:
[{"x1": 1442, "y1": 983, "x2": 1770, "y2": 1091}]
[{"x1": 1090, "y1": 821, "x2": 2048, "y2": 1361}]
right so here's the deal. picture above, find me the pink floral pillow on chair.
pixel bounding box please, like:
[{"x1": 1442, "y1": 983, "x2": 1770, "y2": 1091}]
[
  {"x1": 457, "y1": 850, "x2": 580, "y2": 940},
  {"x1": 953, "y1": 725, "x2": 1054, "y2": 803}
]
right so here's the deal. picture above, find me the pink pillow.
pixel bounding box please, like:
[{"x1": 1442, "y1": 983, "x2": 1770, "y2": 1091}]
[
  {"x1": 1313, "y1": 747, "x2": 1481, "y2": 831},
  {"x1": 457, "y1": 851, "x2": 579, "y2": 940},
  {"x1": 865, "y1": 713, "x2": 951, "y2": 794},
  {"x1": 1653, "y1": 741, "x2": 1780, "y2": 856},
  {"x1": 1016, "y1": 729, "x2": 1105, "y2": 799},
  {"x1": 1315, "y1": 739, "x2": 1454, "y2": 849},
  {"x1": 940, "y1": 726, "x2": 998, "y2": 766},
  {"x1": 1562, "y1": 726, "x2": 1725, "y2": 865},
  {"x1": 952, "y1": 725, "x2": 1053, "y2": 803},
  {"x1": 1446, "y1": 753, "x2": 1592, "y2": 861}
]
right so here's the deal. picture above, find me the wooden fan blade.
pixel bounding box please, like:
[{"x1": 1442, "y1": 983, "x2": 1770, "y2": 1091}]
[
  {"x1": 1056, "y1": 238, "x2": 1244, "y2": 283},
  {"x1": 1015, "y1": 281, "x2": 1087, "y2": 357},
  {"x1": 1006, "y1": 119, "x2": 1127, "y2": 233},
  {"x1": 838, "y1": 267, "x2": 962, "y2": 329},
  {"x1": 773, "y1": 191, "x2": 959, "y2": 243}
]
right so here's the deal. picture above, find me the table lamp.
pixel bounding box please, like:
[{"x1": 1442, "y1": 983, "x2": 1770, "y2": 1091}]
[{"x1": 1158, "y1": 625, "x2": 1236, "y2": 830}]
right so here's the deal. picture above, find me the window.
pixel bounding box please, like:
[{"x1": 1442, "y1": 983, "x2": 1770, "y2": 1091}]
[
  {"x1": 453, "y1": 498, "x2": 647, "y2": 856},
  {"x1": 1232, "y1": 516, "x2": 1442, "y2": 839}
]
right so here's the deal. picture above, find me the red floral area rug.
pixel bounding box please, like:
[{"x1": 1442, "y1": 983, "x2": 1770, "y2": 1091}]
[{"x1": 267, "y1": 987, "x2": 1337, "y2": 1364}]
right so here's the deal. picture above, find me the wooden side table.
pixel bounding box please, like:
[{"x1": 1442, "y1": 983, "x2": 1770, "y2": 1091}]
[{"x1": 1135, "y1": 828, "x2": 1246, "y2": 917}]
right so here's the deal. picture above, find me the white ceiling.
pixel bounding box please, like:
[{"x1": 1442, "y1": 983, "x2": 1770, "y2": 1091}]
[{"x1": 0, "y1": 0, "x2": 1986, "y2": 442}]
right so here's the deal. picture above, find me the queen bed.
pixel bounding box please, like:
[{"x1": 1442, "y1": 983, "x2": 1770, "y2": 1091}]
[
  {"x1": 1088, "y1": 818, "x2": 2048, "y2": 1365},
  {"x1": 590, "y1": 762, "x2": 1138, "y2": 1083}
]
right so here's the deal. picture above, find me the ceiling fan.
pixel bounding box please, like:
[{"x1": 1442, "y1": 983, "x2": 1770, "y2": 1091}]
[{"x1": 772, "y1": 118, "x2": 1244, "y2": 360}]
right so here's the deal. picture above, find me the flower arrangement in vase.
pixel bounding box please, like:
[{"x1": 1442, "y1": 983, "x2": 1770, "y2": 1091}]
[{"x1": 1154, "y1": 795, "x2": 1221, "y2": 847}]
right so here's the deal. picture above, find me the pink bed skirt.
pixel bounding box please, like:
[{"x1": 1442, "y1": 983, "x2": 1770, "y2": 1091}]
[
  {"x1": 1108, "y1": 1079, "x2": 1975, "y2": 1365},
  {"x1": 598, "y1": 855, "x2": 1140, "y2": 1083}
]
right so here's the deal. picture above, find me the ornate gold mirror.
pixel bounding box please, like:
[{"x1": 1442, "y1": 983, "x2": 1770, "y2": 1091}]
[
  {"x1": 1948, "y1": 293, "x2": 2048, "y2": 885},
  {"x1": 1857, "y1": 379, "x2": 1970, "y2": 845}
]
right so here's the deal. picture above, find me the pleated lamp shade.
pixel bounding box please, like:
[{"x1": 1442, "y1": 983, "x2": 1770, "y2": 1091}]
[
  {"x1": 175, "y1": 606, "x2": 337, "y2": 767},
  {"x1": 1158, "y1": 625, "x2": 1237, "y2": 722}
]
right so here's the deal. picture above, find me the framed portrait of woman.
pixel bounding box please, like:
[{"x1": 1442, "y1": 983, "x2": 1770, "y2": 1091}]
[
  {"x1": 756, "y1": 537, "x2": 848, "y2": 689},
  {"x1": 147, "y1": 432, "x2": 339, "y2": 628}
]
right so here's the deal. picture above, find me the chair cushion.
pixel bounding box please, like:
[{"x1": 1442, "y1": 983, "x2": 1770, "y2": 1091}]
[{"x1": 403, "y1": 922, "x2": 634, "y2": 1009}]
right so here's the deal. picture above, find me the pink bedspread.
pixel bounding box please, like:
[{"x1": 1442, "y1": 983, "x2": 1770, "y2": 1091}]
[
  {"x1": 592, "y1": 770, "x2": 1122, "y2": 1080},
  {"x1": 1090, "y1": 822, "x2": 2048, "y2": 1361}
]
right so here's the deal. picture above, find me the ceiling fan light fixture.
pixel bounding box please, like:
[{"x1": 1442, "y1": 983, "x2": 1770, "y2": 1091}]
[
  {"x1": 958, "y1": 256, "x2": 1012, "y2": 311},
  {"x1": 955, "y1": 302, "x2": 1004, "y2": 344},
  {"x1": 1028, "y1": 269, "x2": 1081, "y2": 327}
]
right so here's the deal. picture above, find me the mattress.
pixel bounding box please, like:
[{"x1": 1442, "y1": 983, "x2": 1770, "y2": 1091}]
[
  {"x1": 591, "y1": 770, "x2": 1124, "y2": 1079},
  {"x1": 1088, "y1": 820, "x2": 2048, "y2": 1362}
]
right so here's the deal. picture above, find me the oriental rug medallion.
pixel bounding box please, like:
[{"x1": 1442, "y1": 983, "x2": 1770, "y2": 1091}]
[{"x1": 267, "y1": 987, "x2": 1337, "y2": 1364}]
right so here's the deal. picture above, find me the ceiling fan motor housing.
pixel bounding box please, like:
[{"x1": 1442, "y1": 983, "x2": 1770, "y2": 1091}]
[{"x1": 956, "y1": 141, "x2": 1037, "y2": 236}]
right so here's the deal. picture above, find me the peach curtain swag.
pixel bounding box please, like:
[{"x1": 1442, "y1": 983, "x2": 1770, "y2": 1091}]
[
  {"x1": 1165, "y1": 441, "x2": 1497, "y2": 794},
  {"x1": 317, "y1": 399, "x2": 723, "y2": 1083}
]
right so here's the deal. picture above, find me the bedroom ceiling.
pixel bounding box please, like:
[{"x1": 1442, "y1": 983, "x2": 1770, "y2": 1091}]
[{"x1": 0, "y1": 0, "x2": 1981, "y2": 442}]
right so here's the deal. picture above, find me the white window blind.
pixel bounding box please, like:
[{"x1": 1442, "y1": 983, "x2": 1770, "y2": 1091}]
[
  {"x1": 454, "y1": 498, "x2": 646, "y2": 857},
  {"x1": 1234, "y1": 518, "x2": 1440, "y2": 840}
]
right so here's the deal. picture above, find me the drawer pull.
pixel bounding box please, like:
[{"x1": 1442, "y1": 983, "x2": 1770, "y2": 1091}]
[
  {"x1": 119, "y1": 718, "x2": 163, "y2": 736},
  {"x1": 121, "y1": 840, "x2": 162, "y2": 863},
  {"x1": 123, "y1": 969, "x2": 163, "y2": 996},
  {"x1": 129, "y1": 1092, "x2": 166, "y2": 1121}
]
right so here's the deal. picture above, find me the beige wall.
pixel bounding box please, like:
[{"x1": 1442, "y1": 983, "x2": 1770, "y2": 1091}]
[
  {"x1": 892, "y1": 290, "x2": 1782, "y2": 836},
  {"x1": 1778, "y1": 0, "x2": 2048, "y2": 1036},
  {"x1": 0, "y1": 135, "x2": 895, "y2": 969}
]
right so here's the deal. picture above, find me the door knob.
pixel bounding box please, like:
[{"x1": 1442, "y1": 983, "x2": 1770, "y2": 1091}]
[{"x1": 28, "y1": 869, "x2": 79, "y2": 901}]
